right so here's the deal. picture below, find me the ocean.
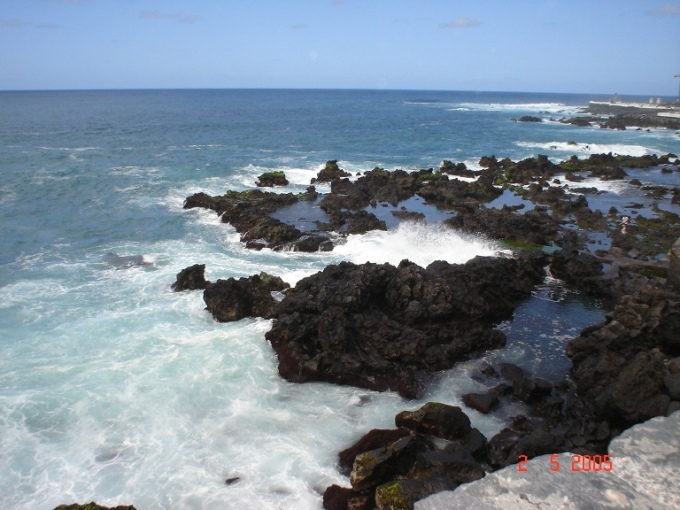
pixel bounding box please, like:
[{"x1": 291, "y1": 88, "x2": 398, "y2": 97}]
[{"x1": 1, "y1": 89, "x2": 678, "y2": 510}]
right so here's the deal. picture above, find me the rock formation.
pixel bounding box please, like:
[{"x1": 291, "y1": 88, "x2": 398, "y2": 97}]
[{"x1": 266, "y1": 253, "x2": 547, "y2": 398}]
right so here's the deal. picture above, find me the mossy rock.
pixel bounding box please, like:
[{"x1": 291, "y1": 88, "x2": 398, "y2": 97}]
[
  {"x1": 374, "y1": 478, "x2": 459, "y2": 510},
  {"x1": 314, "y1": 160, "x2": 351, "y2": 183},
  {"x1": 256, "y1": 171, "x2": 289, "y2": 187},
  {"x1": 53, "y1": 503, "x2": 137, "y2": 510}
]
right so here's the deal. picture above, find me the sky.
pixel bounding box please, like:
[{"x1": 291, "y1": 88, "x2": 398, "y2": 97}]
[{"x1": 1, "y1": 0, "x2": 679, "y2": 95}]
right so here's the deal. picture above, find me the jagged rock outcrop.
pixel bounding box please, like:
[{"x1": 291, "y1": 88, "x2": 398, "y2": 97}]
[
  {"x1": 313, "y1": 160, "x2": 352, "y2": 183},
  {"x1": 669, "y1": 238, "x2": 680, "y2": 290},
  {"x1": 325, "y1": 403, "x2": 487, "y2": 510},
  {"x1": 203, "y1": 272, "x2": 289, "y2": 322},
  {"x1": 53, "y1": 504, "x2": 137, "y2": 510},
  {"x1": 266, "y1": 253, "x2": 547, "y2": 398},
  {"x1": 171, "y1": 264, "x2": 210, "y2": 291},
  {"x1": 256, "y1": 171, "x2": 289, "y2": 187},
  {"x1": 566, "y1": 265, "x2": 680, "y2": 427}
]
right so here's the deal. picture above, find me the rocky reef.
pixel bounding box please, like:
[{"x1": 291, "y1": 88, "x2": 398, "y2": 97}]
[{"x1": 173, "y1": 152, "x2": 680, "y2": 510}]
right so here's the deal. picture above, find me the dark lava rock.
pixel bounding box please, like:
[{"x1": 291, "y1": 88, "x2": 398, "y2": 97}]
[
  {"x1": 203, "y1": 272, "x2": 289, "y2": 322},
  {"x1": 290, "y1": 233, "x2": 334, "y2": 252},
  {"x1": 512, "y1": 376, "x2": 553, "y2": 404},
  {"x1": 566, "y1": 265, "x2": 680, "y2": 427},
  {"x1": 171, "y1": 264, "x2": 210, "y2": 291},
  {"x1": 443, "y1": 205, "x2": 561, "y2": 247},
  {"x1": 184, "y1": 189, "x2": 303, "y2": 250},
  {"x1": 499, "y1": 363, "x2": 524, "y2": 383},
  {"x1": 462, "y1": 392, "x2": 499, "y2": 414},
  {"x1": 323, "y1": 485, "x2": 365, "y2": 510},
  {"x1": 391, "y1": 210, "x2": 426, "y2": 222},
  {"x1": 374, "y1": 477, "x2": 459, "y2": 510},
  {"x1": 550, "y1": 249, "x2": 605, "y2": 294},
  {"x1": 266, "y1": 253, "x2": 547, "y2": 398},
  {"x1": 408, "y1": 450, "x2": 485, "y2": 483},
  {"x1": 517, "y1": 116, "x2": 542, "y2": 122},
  {"x1": 53, "y1": 504, "x2": 137, "y2": 510},
  {"x1": 486, "y1": 423, "x2": 562, "y2": 469},
  {"x1": 328, "y1": 404, "x2": 492, "y2": 510},
  {"x1": 345, "y1": 210, "x2": 388, "y2": 234},
  {"x1": 440, "y1": 160, "x2": 476, "y2": 178},
  {"x1": 256, "y1": 171, "x2": 289, "y2": 187},
  {"x1": 350, "y1": 435, "x2": 419, "y2": 492},
  {"x1": 339, "y1": 428, "x2": 411, "y2": 474},
  {"x1": 395, "y1": 403, "x2": 471, "y2": 441},
  {"x1": 314, "y1": 160, "x2": 351, "y2": 183}
]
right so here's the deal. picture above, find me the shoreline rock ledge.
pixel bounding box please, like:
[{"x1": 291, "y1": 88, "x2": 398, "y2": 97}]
[{"x1": 416, "y1": 410, "x2": 680, "y2": 510}]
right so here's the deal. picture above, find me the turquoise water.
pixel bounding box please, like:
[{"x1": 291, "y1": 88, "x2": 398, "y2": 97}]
[{"x1": 0, "y1": 89, "x2": 677, "y2": 509}]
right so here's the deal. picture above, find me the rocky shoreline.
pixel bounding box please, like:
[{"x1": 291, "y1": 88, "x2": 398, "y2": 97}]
[
  {"x1": 556, "y1": 101, "x2": 680, "y2": 131},
  {"x1": 170, "y1": 153, "x2": 680, "y2": 509},
  {"x1": 57, "y1": 151, "x2": 680, "y2": 510}
]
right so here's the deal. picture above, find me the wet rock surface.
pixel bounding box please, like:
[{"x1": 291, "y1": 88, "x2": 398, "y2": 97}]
[
  {"x1": 171, "y1": 263, "x2": 209, "y2": 291},
  {"x1": 183, "y1": 154, "x2": 679, "y2": 258},
  {"x1": 565, "y1": 265, "x2": 680, "y2": 428},
  {"x1": 177, "y1": 153, "x2": 680, "y2": 509},
  {"x1": 266, "y1": 253, "x2": 547, "y2": 398},
  {"x1": 256, "y1": 171, "x2": 289, "y2": 187},
  {"x1": 204, "y1": 272, "x2": 289, "y2": 322}
]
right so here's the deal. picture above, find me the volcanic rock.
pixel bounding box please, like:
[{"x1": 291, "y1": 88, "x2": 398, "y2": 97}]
[
  {"x1": 266, "y1": 253, "x2": 547, "y2": 398},
  {"x1": 53, "y1": 504, "x2": 137, "y2": 510},
  {"x1": 416, "y1": 411, "x2": 680, "y2": 510},
  {"x1": 462, "y1": 392, "x2": 499, "y2": 414},
  {"x1": 669, "y1": 238, "x2": 680, "y2": 290},
  {"x1": 339, "y1": 429, "x2": 411, "y2": 474},
  {"x1": 256, "y1": 171, "x2": 289, "y2": 187},
  {"x1": 203, "y1": 272, "x2": 289, "y2": 322},
  {"x1": 314, "y1": 160, "x2": 351, "y2": 183},
  {"x1": 171, "y1": 264, "x2": 210, "y2": 291},
  {"x1": 566, "y1": 265, "x2": 680, "y2": 427},
  {"x1": 395, "y1": 403, "x2": 472, "y2": 441}
]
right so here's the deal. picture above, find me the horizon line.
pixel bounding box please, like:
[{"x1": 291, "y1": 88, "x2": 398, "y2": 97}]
[{"x1": 0, "y1": 86, "x2": 675, "y2": 98}]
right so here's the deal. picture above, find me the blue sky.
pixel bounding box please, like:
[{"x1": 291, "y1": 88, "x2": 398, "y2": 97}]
[{"x1": 1, "y1": 0, "x2": 679, "y2": 94}]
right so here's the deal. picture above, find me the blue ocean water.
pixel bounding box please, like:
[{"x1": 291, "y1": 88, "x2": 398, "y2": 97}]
[{"x1": 0, "y1": 89, "x2": 678, "y2": 510}]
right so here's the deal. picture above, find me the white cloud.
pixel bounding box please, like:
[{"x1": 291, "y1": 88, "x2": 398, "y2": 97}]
[
  {"x1": 646, "y1": 3, "x2": 680, "y2": 16},
  {"x1": 440, "y1": 18, "x2": 482, "y2": 29}
]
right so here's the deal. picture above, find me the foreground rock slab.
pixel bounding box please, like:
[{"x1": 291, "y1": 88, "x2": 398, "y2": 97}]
[{"x1": 416, "y1": 411, "x2": 680, "y2": 510}]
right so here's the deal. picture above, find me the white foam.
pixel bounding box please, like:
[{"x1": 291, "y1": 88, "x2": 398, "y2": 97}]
[
  {"x1": 333, "y1": 222, "x2": 504, "y2": 267},
  {"x1": 515, "y1": 141, "x2": 653, "y2": 158},
  {"x1": 459, "y1": 102, "x2": 579, "y2": 115},
  {"x1": 566, "y1": 176, "x2": 629, "y2": 195}
]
